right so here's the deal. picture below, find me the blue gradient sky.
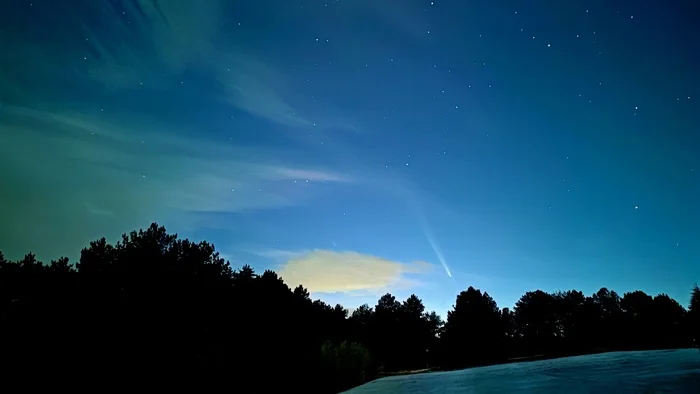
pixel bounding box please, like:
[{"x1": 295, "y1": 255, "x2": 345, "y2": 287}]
[{"x1": 1, "y1": 0, "x2": 698, "y2": 317}]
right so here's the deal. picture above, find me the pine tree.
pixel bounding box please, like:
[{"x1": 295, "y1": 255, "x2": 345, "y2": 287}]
[{"x1": 689, "y1": 284, "x2": 700, "y2": 348}]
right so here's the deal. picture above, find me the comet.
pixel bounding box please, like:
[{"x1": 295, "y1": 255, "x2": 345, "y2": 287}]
[
  {"x1": 416, "y1": 211, "x2": 452, "y2": 278},
  {"x1": 403, "y1": 187, "x2": 452, "y2": 278},
  {"x1": 385, "y1": 179, "x2": 453, "y2": 279}
]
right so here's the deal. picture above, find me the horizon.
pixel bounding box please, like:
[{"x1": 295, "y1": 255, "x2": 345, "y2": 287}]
[
  {"x1": 2, "y1": 223, "x2": 697, "y2": 318},
  {"x1": 0, "y1": 0, "x2": 698, "y2": 320}
]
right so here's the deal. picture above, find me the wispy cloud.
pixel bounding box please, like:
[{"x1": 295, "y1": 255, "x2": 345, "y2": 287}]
[
  {"x1": 216, "y1": 54, "x2": 314, "y2": 129},
  {"x1": 265, "y1": 168, "x2": 353, "y2": 183},
  {"x1": 85, "y1": 0, "x2": 221, "y2": 89},
  {"x1": 75, "y1": 0, "x2": 354, "y2": 135},
  {"x1": 248, "y1": 249, "x2": 307, "y2": 261},
  {"x1": 276, "y1": 249, "x2": 434, "y2": 296},
  {"x1": 0, "y1": 106, "x2": 350, "y2": 261}
]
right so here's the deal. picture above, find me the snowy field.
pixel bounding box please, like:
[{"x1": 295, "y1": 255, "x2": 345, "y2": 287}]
[{"x1": 344, "y1": 349, "x2": 700, "y2": 393}]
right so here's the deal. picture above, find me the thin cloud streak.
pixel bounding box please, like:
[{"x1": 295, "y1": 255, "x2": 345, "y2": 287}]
[
  {"x1": 267, "y1": 168, "x2": 353, "y2": 182},
  {"x1": 246, "y1": 249, "x2": 307, "y2": 261},
  {"x1": 216, "y1": 54, "x2": 313, "y2": 129},
  {"x1": 0, "y1": 105, "x2": 351, "y2": 261}
]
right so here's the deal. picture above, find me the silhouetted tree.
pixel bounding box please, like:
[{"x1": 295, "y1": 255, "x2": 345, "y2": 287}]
[
  {"x1": 349, "y1": 303, "x2": 374, "y2": 346},
  {"x1": 514, "y1": 290, "x2": 559, "y2": 355},
  {"x1": 424, "y1": 310, "x2": 444, "y2": 366},
  {"x1": 590, "y1": 287, "x2": 624, "y2": 349},
  {"x1": 442, "y1": 287, "x2": 504, "y2": 368},
  {"x1": 371, "y1": 293, "x2": 402, "y2": 371},
  {"x1": 620, "y1": 290, "x2": 655, "y2": 348},
  {"x1": 689, "y1": 284, "x2": 700, "y2": 347}
]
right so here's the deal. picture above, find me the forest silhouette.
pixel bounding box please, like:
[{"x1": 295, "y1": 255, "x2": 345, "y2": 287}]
[{"x1": 1, "y1": 223, "x2": 699, "y2": 392}]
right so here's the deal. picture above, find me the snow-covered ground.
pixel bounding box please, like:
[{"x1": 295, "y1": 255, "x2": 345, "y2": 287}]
[{"x1": 344, "y1": 349, "x2": 700, "y2": 393}]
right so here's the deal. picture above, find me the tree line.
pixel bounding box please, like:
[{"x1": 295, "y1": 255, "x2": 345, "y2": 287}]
[{"x1": 1, "y1": 223, "x2": 698, "y2": 392}]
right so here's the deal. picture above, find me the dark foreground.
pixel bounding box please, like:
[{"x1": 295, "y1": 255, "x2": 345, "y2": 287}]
[
  {"x1": 344, "y1": 349, "x2": 700, "y2": 393},
  {"x1": 2, "y1": 224, "x2": 700, "y2": 392}
]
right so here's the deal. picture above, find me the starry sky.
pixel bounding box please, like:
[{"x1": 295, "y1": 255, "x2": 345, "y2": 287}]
[{"x1": 1, "y1": 0, "x2": 698, "y2": 317}]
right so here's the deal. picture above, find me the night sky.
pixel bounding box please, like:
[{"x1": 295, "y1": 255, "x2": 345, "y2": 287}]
[{"x1": 1, "y1": 0, "x2": 698, "y2": 316}]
